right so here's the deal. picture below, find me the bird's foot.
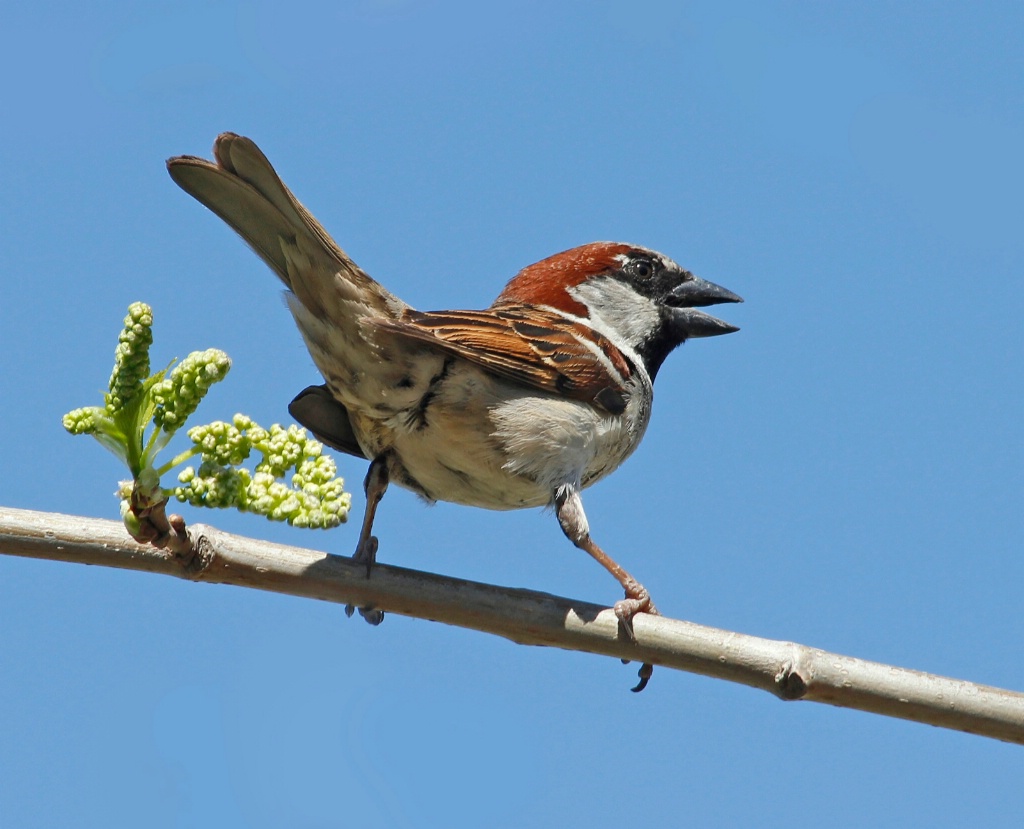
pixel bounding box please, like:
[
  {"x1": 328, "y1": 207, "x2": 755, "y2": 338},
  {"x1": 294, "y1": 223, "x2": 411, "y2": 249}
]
[
  {"x1": 614, "y1": 581, "x2": 659, "y2": 692},
  {"x1": 345, "y1": 535, "x2": 384, "y2": 624},
  {"x1": 344, "y1": 604, "x2": 384, "y2": 625},
  {"x1": 352, "y1": 534, "x2": 379, "y2": 575},
  {"x1": 613, "y1": 583, "x2": 659, "y2": 640}
]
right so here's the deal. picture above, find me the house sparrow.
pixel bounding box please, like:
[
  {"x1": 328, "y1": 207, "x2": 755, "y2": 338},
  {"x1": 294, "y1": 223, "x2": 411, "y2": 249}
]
[{"x1": 167, "y1": 133, "x2": 742, "y2": 690}]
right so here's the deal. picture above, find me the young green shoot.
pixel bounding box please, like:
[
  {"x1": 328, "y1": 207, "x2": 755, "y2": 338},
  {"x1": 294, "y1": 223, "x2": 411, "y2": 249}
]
[{"x1": 64, "y1": 303, "x2": 350, "y2": 545}]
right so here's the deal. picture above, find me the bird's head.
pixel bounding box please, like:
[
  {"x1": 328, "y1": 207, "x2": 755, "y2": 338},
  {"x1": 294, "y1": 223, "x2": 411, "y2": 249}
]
[{"x1": 495, "y1": 242, "x2": 743, "y2": 379}]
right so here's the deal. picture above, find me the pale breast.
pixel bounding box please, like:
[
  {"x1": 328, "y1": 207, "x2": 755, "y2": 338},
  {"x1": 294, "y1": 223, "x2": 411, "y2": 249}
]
[{"x1": 381, "y1": 363, "x2": 652, "y2": 510}]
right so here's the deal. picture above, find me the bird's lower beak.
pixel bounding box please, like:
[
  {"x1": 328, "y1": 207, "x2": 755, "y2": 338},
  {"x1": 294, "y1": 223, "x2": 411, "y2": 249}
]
[
  {"x1": 666, "y1": 275, "x2": 743, "y2": 339},
  {"x1": 670, "y1": 307, "x2": 740, "y2": 338}
]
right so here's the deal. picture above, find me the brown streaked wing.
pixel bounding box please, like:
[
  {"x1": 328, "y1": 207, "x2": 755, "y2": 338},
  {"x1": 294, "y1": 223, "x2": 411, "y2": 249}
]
[{"x1": 370, "y1": 306, "x2": 633, "y2": 414}]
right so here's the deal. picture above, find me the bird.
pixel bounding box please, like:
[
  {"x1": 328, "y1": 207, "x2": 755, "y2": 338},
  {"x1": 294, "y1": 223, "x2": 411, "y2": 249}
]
[{"x1": 167, "y1": 133, "x2": 742, "y2": 690}]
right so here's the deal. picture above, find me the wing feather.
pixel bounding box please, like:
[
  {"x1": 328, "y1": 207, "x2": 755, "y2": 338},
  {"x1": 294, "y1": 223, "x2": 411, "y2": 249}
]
[{"x1": 370, "y1": 305, "x2": 633, "y2": 414}]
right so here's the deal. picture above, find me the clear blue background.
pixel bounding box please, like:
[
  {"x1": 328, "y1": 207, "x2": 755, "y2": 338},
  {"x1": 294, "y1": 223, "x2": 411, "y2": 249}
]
[{"x1": 2, "y1": 1, "x2": 1022, "y2": 826}]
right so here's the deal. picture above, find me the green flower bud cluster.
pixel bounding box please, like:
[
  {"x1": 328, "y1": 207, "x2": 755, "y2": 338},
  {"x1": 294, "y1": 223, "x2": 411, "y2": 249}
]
[
  {"x1": 64, "y1": 302, "x2": 350, "y2": 536},
  {"x1": 174, "y1": 416, "x2": 350, "y2": 529},
  {"x1": 152, "y1": 348, "x2": 232, "y2": 430},
  {"x1": 187, "y1": 415, "x2": 255, "y2": 466},
  {"x1": 62, "y1": 407, "x2": 98, "y2": 435},
  {"x1": 176, "y1": 465, "x2": 250, "y2": 510},
  {"x1": 63, "y1": 305, "x2": 231, "y2": 476},
  {"x1": 106, "y1": 302, "x2": 154, "y2": 413}
]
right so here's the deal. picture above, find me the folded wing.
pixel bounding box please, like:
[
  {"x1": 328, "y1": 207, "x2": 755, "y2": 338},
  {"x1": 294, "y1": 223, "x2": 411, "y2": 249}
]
[{"x1": 372, "y1": 305, "x2": 635, "y2": 414}]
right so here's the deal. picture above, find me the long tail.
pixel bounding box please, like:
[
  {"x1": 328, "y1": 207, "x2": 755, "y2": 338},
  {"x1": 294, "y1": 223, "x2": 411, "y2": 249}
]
[{"x1": 166, "y1": 133, "x2": 405, "y2": 320}]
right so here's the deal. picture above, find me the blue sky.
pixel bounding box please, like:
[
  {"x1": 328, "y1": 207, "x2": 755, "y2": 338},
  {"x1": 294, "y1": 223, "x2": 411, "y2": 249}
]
[{"x1": 3, "y1": 1, "x2": 1023, "y2": 826}]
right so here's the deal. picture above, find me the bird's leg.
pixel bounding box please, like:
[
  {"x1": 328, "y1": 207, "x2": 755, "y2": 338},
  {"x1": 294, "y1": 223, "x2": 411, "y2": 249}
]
[
  {"x1": 554, "y1": 483, "x2": 657, "y2": 692},
  {"x1": 353, "y1": 455, "x2": 390, "y2": 572},
  {"x1": 554, "y1": 484, "x2": 659, "y2": 624},
  {"x1": 345, "y1": 454, "x2": 390, "y2": 625}
]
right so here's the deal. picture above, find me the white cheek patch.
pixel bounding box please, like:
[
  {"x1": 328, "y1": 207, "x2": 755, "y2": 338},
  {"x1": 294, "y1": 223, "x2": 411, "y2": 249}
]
[{"x1": 569, "y1": 277, "x2": 662, "y2": 350}]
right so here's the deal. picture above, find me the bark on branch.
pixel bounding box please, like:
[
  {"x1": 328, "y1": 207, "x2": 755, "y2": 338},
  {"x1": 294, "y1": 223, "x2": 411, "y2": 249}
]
[{"x1": 2, "y1": 505, "x2": 1022, "y2": 744}]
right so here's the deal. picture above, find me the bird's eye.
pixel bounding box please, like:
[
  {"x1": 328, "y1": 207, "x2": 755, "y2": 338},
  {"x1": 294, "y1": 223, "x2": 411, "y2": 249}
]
[{"x1": 632, "y1": 259, "x2": 653, "y2": 278}]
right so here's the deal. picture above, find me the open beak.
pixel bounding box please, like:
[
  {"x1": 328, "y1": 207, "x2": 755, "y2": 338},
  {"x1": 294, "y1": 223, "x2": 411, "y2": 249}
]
[{"x1": 666, "y1": 275, "x2": 743, "y2": 339}]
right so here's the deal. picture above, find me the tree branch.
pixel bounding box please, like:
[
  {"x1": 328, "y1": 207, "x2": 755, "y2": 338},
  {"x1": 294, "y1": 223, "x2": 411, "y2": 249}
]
[{"x1": 2, "y1": 505, "x2": 1022, "y2": 743}]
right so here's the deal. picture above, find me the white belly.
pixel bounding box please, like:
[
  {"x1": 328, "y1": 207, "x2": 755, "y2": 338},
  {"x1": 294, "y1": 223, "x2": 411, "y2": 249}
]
[{"x1": 380, "y1": 364, "x2": 652, "y2": 510}]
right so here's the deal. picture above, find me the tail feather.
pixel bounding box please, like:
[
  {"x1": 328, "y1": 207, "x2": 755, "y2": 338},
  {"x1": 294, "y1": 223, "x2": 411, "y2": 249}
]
[
  {"x1": 167, "y1": 133, "x2": 405, "y2": 319},
  {"x1": 168, "y1": 147, "x2": 297, "y2": 285},
  {"x1": 209, "y1": 133, "x2": 353, "y2": 276}
]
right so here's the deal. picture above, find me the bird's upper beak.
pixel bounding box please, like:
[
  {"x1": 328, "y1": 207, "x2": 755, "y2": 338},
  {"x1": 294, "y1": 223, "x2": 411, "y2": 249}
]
[{"x1": 665, "y1": 275, "x2": 743, "y2": 339}]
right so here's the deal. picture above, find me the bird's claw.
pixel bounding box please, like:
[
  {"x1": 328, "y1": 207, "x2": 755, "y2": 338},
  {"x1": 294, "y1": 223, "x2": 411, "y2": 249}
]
[{"x1": 631, "y1": 662, "x2": 654, "y2": 693}]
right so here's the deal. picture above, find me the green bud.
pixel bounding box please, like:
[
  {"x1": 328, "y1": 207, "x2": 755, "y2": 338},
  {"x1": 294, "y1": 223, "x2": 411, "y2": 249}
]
[
  {"x1": 187, "y1": 419, "x2": 252, "y2": 466},
  {"x1": 153, "y1": 348, "x2": 231, "y2": 432},
  {"x1": 63, "y1": 407, "x2": 101, "y2": 435},
  {"x1": 107, "y1": 302, "x2": 154, "y2": 413}
]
